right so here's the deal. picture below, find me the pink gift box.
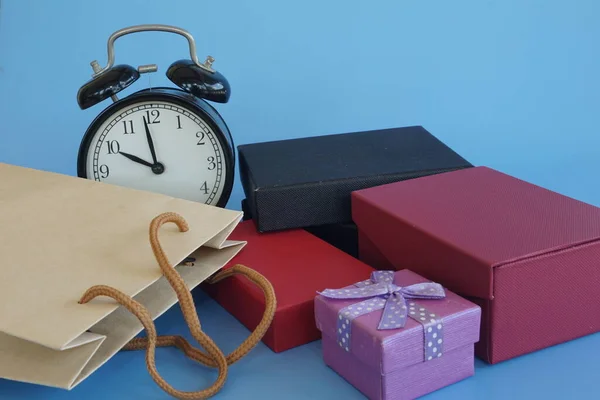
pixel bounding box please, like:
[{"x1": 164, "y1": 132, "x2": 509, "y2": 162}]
[{"x1": 315, "y1": 269, "x2": 481, "y2": 400}]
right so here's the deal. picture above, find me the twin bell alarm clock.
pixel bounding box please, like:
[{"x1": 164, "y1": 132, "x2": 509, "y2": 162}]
[{"x1": 76, "y1": 24, "x2": 234, "y2": 207}]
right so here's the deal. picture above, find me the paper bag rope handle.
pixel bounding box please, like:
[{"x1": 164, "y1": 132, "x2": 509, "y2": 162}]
[{"x1": 79, "y1": 212, "x2": 277, "y2": 399}]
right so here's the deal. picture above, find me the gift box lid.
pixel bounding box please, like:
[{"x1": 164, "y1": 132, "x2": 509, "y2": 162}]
[
  {"x1": 314, "y1": 269, "x2": 481, "y2": 374},
  {"x1": 203, "y1": 220, "x2": 376, "y2": 352},
  {"x1": 351, "y1": 166, "x2": 600, "y2": 300},
  {"x1": 238, "y1": 126, "x2": 472, "y2": 232}
]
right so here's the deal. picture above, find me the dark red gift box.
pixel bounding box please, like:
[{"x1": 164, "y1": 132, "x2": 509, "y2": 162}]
[
  {"x1": 202, "y1": 220, "x2": 375, "y2": 353},
  {"x1": 351, "y1": 166, "x2": 600, "y2": 364}
]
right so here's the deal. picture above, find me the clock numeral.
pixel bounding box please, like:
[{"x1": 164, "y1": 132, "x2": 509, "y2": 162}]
[
  {"x1": 207, "y1": 156, "x2": 216, "y2": 170},
  {"x1": 105, "y1": 140, "x2": 120, "y2": 155},
  {"x1": 200, "y1": 181, "x2": 210, "y2": 195},
  {"x1": 176, "y1": 115, "x2": 183, "y2": 129},
  {"x1": 196, "y1": 131, "x2": 206, "y2": 145},
  {"x1": 99, "y1": 164, "x2": 110, "y2": 178},
  {"x1": 144, "y1": 110, "x2": 160, "y2": 124},
  {"x1": 122, "y1": 120, "x2": 135, "y2": 134}
]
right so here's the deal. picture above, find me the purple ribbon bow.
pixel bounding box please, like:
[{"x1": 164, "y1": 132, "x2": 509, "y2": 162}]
[{"x1": 319, "y1": 271, "x2": 447, "y2": 362}]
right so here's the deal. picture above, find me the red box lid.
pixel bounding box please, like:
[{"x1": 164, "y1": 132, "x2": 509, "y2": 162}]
[
  {"x1": 351, "y1": 166, "x2": 600, "y2": 300},
  {"x1": 203, "y1": 220, "x2": 376, "y2": 352}
]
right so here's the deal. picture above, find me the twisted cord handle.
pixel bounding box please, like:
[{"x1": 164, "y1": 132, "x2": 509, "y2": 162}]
[{"x1": 79, "y1": 212, "x2": 276, "y2": 399}]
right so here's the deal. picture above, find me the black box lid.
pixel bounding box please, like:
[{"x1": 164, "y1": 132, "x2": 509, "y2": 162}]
[{"x1": 238, "y1": 126, "x2": 472, "y2": 232}]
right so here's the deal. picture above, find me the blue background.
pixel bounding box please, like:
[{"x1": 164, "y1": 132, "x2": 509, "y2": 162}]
[{"x1": 0, "y1": 0, "x2": 598, "y2": 399}]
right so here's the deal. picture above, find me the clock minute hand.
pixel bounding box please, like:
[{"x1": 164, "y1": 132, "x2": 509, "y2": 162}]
[
  {"x1": 119, "y1": 151, "x2": 154, "y2": 168},
  {"x1": 144, "y1": 117, "x2": 158, "y2": 165}
]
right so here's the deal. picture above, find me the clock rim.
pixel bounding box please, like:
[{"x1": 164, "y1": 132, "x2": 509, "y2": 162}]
[{"x1": 77, "y1": 87, "x2": 235, "y2": 208}]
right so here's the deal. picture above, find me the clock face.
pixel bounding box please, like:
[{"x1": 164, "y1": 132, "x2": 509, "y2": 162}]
[{"x1": 83, "y1": 99, "x2": 228, "y2": 205}]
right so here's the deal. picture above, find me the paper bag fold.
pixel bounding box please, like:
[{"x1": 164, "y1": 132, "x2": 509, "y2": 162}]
[{"x1": 0, "y1": 163, "x2": 246, "y2": 389}]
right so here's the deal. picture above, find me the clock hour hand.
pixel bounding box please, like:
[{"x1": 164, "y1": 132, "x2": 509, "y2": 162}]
[
  {"x1": 119, "y1": 151, "x2": 154, "y2": 168},
  {"x1": 144, "y1": 117, "x2": 159, "y2": 165}
]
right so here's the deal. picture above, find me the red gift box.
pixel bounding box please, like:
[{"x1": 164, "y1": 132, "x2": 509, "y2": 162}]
[
  {"x1": 351, "y1": 166, "x2": 600, "y2": 364},
  {"x1": 202, "y1": 220, "x2": 375, "y2": 353}
]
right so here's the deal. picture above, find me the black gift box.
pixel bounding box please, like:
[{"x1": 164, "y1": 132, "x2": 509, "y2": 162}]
[
  {"x1": 304, "y1": 223, "x2": 359, "y2": 259},
  {"x1": 241, "y1": 198, "x2": 252, "y2": 221},
  {"x1": 238, "y1": 126, "x2": 472, "y2": 232}
]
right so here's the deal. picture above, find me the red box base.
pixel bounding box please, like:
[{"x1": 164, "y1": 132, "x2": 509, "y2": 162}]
[{"x1": 202, "y1": 220, "x2": 375, "y2": 353}]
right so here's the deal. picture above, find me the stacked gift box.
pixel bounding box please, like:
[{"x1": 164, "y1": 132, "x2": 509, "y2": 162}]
[
  {"x1": 203, "y1": 124, "x2": 600, "y2": 399},
  {"x1": 238, "y1": 126, "x2": 473, "y2": 257}
]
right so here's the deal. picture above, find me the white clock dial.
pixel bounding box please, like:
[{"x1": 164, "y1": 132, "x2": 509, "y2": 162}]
[{"x1": 85, "y1": 100, "x2": 227, "y2": 205}]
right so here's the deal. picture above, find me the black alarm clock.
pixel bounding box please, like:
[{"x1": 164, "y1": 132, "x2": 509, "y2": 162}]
[{"x1": 76, "y1": 24, "x2": 234, "y2": 207}]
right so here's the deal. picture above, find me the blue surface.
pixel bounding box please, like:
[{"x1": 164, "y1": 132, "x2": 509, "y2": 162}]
[
  {"x1": 2, "y1": 290, "x2": 598, "y2": 399},
  {"x1": 0, "y1": 0, "x2": 599, "y2": 398}
]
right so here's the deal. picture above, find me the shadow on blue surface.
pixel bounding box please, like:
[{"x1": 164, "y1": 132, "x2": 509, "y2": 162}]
[{"x1": 0, "y1": 288, "x2": 597, "y2": 399}]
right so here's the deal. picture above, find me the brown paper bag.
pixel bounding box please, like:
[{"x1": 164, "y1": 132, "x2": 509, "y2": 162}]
[{"x1": 0, "y1": 162, "x2": 248, "y2": 391}]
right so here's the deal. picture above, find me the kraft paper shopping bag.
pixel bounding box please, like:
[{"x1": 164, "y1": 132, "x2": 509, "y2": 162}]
[{"x1": 0, "y1": 162, "x2": 249, "y2": 392}]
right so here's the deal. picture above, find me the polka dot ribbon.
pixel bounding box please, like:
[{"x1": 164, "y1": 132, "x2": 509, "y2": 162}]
[{"x1": 318, "y1": 271, "x2": 446, "y2": 362}]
